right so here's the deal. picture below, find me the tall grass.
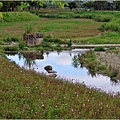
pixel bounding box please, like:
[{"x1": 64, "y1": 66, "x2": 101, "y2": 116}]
[
  {"x1": 2, "y1": 12, "x2": 40, "y2": 22},
  {"x1": 0, "y1": 56, "x2": 120, "y2": 119}
]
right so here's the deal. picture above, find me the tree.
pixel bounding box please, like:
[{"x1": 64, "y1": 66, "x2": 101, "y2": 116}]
[
  {"x1": 17, "y1": 2, "x2": 30, "y2": 11},
  {"x1": 0, "y1": 2, "x2": 3, "y2": 9},
  {"x1": 33, "y1": 0, "x2": 68, "y2": 9},
  {"x1": 83, "y1": 1, "x2": 94, "y2": 9},
  {"x1": 68, "y1": 1, "x2": 77, "y2": 10},
  {"x1": 93, "y1": 1, "x2": 108, "y2": 10},
  {"x1": 114, "y1": 1, "x2": 120, "y2": 10},
  {"x1": 0, "y1": 0, "x2": 68, "y2": 12},
  {"x1": 0, "y1": 1, "x2": 11, "y2": 11}
]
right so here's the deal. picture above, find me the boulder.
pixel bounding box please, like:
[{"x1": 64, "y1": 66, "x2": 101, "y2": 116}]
[{"x1": 44, "y1": 65, "x2": 52, "y2": 71}]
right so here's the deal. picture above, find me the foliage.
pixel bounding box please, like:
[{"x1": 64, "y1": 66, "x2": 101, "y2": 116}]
[
  {"x1": 0, "y1": 57, "x2": 120, "y2": 119},
  {"x1": 18, "y1": 41, "x2": 26, "y2": 50},
  {"x1": 94, "y1": 46, "x2": 105, "y2": 51},
  {"x1": 17, "y1": 2, "x2": 30, "y2": 11},
  {"x1": 68, "y1": 1, "x2": 77, "y2": 10},
  {"x1": 3, "y1": 37, "x2": 19, "y2": 43},
  {"x1": 3, "y1": 46, "x2": 19, "y2": 51},
  {"x1": 93, "y1": 15, "x2": 113, "y2": 22},
  {"x1": 0, "y1": 2, "x2": 3, "y2": 9},
  {"x1": 25, "y1": 24, "x2": 33, "y2": 34},
  {"x1": 0, "y1": 12, "x2": 3, "y2": 19},
  {"x1": 67, "y1": 39, "x2": 72, "y2": 47},
  {"x1": 43, "y1": 35, "x2": 65, "y2": 44}
]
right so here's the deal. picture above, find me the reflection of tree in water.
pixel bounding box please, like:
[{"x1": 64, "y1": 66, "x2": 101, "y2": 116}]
[
  {"x1": 18, "y1": 52, "x2": 24, "y2": 60},
  {"x1": 24, "y1": 59, "x2": 36, "y2": 69},
  {"x1": 17, "y1": 52, "x2": 36, "y2": 69},
  {"x1": 72, "y1": 55, "x2": 80, "y2": 68},
  {"x1": 72, "y1": 54, "x2": 97, "y2": 77},
  {"x1": 87, "y1": 68, "x2": 97, "y2": 78},
  {"x1": 46, "y1": 51, "x2": 50, "y2": 57},
  {"x1": 110, "y1": 78, "x2": 120, "y2": 86}
]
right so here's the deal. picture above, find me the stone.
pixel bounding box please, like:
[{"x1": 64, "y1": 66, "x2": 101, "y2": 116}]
[{"x1": 44, "y1": 65, "x2": 52, "y2": 71}]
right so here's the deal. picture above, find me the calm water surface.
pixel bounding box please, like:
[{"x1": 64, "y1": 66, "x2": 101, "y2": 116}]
[{"x1": 6, "y1": 49, "x2": 120, "y2": 94}]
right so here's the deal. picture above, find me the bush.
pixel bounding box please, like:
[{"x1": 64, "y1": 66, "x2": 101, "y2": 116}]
[
  {"x1": 93, "y1": 15, "x2": 113, "y2": 22},
  {"x1": 43, "y1": 35, "x2": 63, "y2": 44},
  {"x1": 0, "y1": 12, "x2": 3, "y2": 19},
  {"x1": 4, "y1": 46, "x2": 19, "y2": 51},
  {"x1": 18, "y1": 41, "x2": 26, "y2": 50},
  {"x1": 67, "y1": 39, "x2": 72, "y2": 47},
  {"x1": 3, "y1": 37, "x2": 19, "y2": 43},
  {"x1": 56, "y1": 12, "x2": 76, "y2": 18},
  {"x1": 25, "y1": 24, "x2": 33, "y2": 33},
  {"x1": 94, "y1": 46, "x2": 105, "y2": 51},
  {"x1": 108, "y1": 46, "x2": 116, "y2": 51}
]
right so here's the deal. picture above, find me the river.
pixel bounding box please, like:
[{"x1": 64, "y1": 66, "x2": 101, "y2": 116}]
[{"x1": 6, "y1": 49, "x2": 120, "y2": 94}]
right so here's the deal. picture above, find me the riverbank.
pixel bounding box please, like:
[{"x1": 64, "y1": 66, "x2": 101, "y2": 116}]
[
  {"x1": 0, "y1": 56, "x2": 120, "y2": 119},
  {"x1": 72, "y1": 44, "x2": 120, "y2": 48},
  {"x1": 79, "y1": 47, "x2": 120, "y2": 81}
]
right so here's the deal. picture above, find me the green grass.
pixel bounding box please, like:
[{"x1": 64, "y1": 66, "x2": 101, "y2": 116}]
[
  {"x1": 2, "y1": 12, "x2": 40, "y2": 22},
  {"x1": 0, "y1": 17, "x2": 102, "y2": 41},
  {"x1": 77, "y1": 32, "x2": 120, "y2": 44},
  {"x1": 0, "y1": 56, "x2": 120, "y2": 119},
  {"x1": 0, "y1": 10, "x2": 120, "y2": 45}
]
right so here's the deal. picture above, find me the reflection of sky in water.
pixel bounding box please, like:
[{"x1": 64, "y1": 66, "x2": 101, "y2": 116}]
[{"x1": 6, "y1": 49, "x2": 120, "y2": 94}]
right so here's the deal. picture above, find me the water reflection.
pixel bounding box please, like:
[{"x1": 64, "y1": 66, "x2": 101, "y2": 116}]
[{"x1": 5, "y1": 49, "x2": 120, "y2": 93}]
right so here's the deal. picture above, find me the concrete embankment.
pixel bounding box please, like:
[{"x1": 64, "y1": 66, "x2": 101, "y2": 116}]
[{"x1": 71, "y1": 44, "x2": 120, "y2": 48}]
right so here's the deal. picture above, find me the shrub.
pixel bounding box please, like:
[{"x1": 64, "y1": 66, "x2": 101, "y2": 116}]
[
  {"x1": 0, "y1": 12, "x2": 3, "y2": 19},
  {"x1": 94, "y1": 46, "x2": 105, "y2": 51},
  {"x1": 98, "y1": 65, "x2": 106, "y2": 71},
  {"x1": 25, "y1": 24, "x2": 33, "y2": 33},
  {"x1": 3, "y1": 37, "x2": 19, "y2": 43},
  {"x1": 43, "y1": 35, "x2": 63, "y2": 44},
  {"x1": 93, "y1": 15, "x2": 113, "y2": 22},
  {"x1": 41, "y1": 41, "x2": 50, "y2": 47},
  {"x1": 18, "y1": 41, "x2": 26, "y2": 50},
  {"x1": 57, "y1": 12, "x2": 76, "y2": 18},
  {"x1": 67, "y1": 39, "x2": 72, "y2": 47},
  {"x1": 4, "y1": 46, "x2": 19, "y2": 51},
  {"x1": 108, "y1": 46, "x2": 116, "y2": 51}
]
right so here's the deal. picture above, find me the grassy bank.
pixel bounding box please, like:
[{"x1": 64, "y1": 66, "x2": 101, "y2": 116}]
[
  {"x1": 79, "y1": 47, "x2": 120, "y2": 80},
  {"x1": 0, "y1": 56, "x2": 120, "y2": 119}
]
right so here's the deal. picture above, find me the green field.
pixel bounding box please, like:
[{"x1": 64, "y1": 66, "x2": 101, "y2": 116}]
[{"x1": 0, "y1": 10, "x2": 120, "y2": 44}]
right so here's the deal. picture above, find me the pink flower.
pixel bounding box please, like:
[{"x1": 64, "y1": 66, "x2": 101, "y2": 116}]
[{"x1": 83, "y1": 104, "x2": 86, "y2": 107}]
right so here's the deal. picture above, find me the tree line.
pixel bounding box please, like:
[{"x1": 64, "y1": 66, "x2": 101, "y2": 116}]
[
  {"x1": 0, "y1": 1, "x2": 120, "y2": 12},
  {"x1": 83, "y1": 1, "x2": 120, "y2": 10},
  {"x1": 0, "y1": 1, "x2": 67, "y2": 12}
]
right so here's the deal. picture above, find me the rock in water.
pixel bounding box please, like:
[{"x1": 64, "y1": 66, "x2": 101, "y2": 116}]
[{"x1": 44, "y1": 65, "x2": 52, "y2": 71}]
